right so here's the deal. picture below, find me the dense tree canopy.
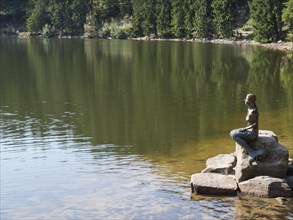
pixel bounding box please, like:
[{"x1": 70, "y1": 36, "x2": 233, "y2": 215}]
[
  {"x1": 211, "y1": 0, "x2": 235, "y2": 38},
  {"x1": 283, "y1": 0, "x2": 293, "y2": 40},
  {"x1": 0, "y1": 0, "x2": 292, "y2": 42},
  {"x1": 249, "y1": 0, "x2": 284, "y2": 42}
]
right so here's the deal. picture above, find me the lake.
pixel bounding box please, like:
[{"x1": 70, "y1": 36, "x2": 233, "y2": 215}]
[{"x1": 1, "y1": 38, "x2": 292, "y2": 219}]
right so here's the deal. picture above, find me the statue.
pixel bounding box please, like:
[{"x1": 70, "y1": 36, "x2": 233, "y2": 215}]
[{"x1": 230, "y1": 94, "x2": 266, "y2": 166}]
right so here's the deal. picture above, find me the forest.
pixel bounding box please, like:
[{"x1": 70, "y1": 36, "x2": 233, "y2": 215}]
[{"x1": 0, "y1": 0, "x2": 292, "y2": 42}]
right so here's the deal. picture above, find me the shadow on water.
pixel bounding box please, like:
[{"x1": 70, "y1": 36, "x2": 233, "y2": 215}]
[{"x1": 1, "y1": 38, "x2": 292, "y2": 219}]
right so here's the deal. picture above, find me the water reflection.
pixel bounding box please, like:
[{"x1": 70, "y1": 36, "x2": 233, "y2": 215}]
[
  {"x1": 1, "y1": 39, "x2": 292, "y2": 153},
  {"x1": 1, "y1": 38, "x2": 292, "y2": 219}
]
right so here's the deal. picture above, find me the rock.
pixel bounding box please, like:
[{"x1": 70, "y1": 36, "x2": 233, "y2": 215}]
[
  {"x1": 201, "y1": 153, "x2": 236, "y2": 175},
  {"x1": 287, "y1": 176, "x2": 293, "y2": 190},
  {"x1": 235, "y1": 130, "x2": 288, "y2": 183},
  {"x1": 276, "y1": 197, "x2": 288, "y2": 205},
  {"x1": 191, "y1": 173, "x2": 238, "y2": 195},
  {"x1": 238, "y1": 176, "x2": 293, "y2": 198}
]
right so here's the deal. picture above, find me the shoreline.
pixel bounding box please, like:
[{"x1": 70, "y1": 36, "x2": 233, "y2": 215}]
[
  {"x1": 131, "y1": 36, "x2": 293, "y2": 52},
  {"x1": 3, "y1": 33, "x2": 293, "y2": 52}
]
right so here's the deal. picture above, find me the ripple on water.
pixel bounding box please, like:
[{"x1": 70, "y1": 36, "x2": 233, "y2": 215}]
[{"x1": 1, "y1": 112, "x2": 293, "y2": 219}]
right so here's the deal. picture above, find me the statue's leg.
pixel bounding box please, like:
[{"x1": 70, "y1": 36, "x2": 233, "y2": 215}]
[
  {"x1": 230, "y1": 129, "x2": 261, "y2": 165},
  {"x1": 230, "y1": 129, "x2": 256, "y2": 153}
]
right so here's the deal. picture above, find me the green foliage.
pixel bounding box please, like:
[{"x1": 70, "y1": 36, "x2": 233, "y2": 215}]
[
  {"x1": 96, "y1": 0, "x2": 132, "y2": 21},
  {"x1": 46, "y1": 1, "x2": 68, "y2": 35},
  {"x1": 98, "y1": 19, "x2": 132, "y2": 39},
  {"x1": 211, "y1": 0, "x2": 234, "y2": 38},
  {"x1": 2, "y1": 0, "x2": 289, "y2": 41},
  {"x1": 171, "y1": 0, "x2": 186, "y2": 38},
  {"x1": 283, "y1": 0, "x2": 293, "y2": 40},
  {"x1": 0, "y1": 0, "x2": 28, "y2": 16},
  {"x1": 27, "y1": 0, "x2": 48, "y2": 32},
  {"x1": 119, "y1": 0, "x2": 132, "y2": 16},
  {"x1": 193, "y1": 0, "x2": 210, "y2": 38},
  {"x1": 27, "y1": 0, "x2": 89, "y2": 36},
  {"x1": 131, "y1": 0, "x2": 144, "y2": 36},
  {"x1": 184, "y1": 0, "x2": 196, "y2": 38},
  {"x1": 156, "y1": 0, "x2": 172, "y2": 38},
  {"x1": 131, "y1": 0, "x2": 156, "y2": 36},
  {"x1": 249, "y1": 0, "x2": 283, "y2": 42},
  {"x1": 41, "y1": 24, "x2": 54, "y2": 37},
  {"x1": 118, "y1": 23, "x2": 132, "y2": 38},
  {"x1": 84, "y1": 12, "x2": 98, "y2": 38},
  {"x1": 67, "y1": 0, "x2": 88, "y2": 34},
  {"x1": 97, "y1": 0, "x2": 120, "y2": 21},
  {"x1": 141, "y1": 0, "x2": 157, "y2": 36}
]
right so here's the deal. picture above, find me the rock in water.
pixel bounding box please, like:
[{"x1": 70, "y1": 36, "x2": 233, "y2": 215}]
[
  {"x1": 191, "y1": 173, "x2": 238, "y2": 195},
  {"x1": 201, "y1": 153, "x2": 236, "y2": 175},
  {"x1": 235, "y1": 130, "x2": 288, "y2": 183},
  {"x1": 238, "y1": 176, "x2": 293, "y2": 198}
]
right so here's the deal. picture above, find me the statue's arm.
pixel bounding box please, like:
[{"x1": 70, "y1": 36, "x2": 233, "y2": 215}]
[{"x1": 243, "y1": 123, "x2": 257, "y2": 130}]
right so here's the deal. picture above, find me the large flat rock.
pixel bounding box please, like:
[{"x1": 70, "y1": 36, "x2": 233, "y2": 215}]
[
  {"x1": 238, "y1": 176, "x2": 293, "y2": 198},
  {"x1": 201, "y1": 153, "x2": 236, "y2": 175},
  {"x1": 235, "y1": 130, "x2": 288, "y2": 182},
  {"x1": 191, "y1": 173, "x2": 238, "y2": 195}
]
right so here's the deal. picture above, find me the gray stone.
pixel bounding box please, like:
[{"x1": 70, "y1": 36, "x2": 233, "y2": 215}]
[
  {"x1": 191, "y1": 173, "x2": 238, "y2": 195},
  {"x1": 238, "y1": 176, "x2": 293, "y2": 198},
  {"x1": 201, "y1": 153, "x2": 236, "y2": 175},
  {"x1": 276, "y1": 197, "x2": 288, "y2": 205},
  {"x1": 235, "y1": 130, "x2": 288, "y2": 183}
]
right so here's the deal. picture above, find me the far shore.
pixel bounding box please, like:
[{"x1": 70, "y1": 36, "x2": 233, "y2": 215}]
[
  {"x1": 131, "y1": 36, "x2": 293, "y2": 52},
  {"x1": 3, "y1": 32, "x2": 293, "y2": 52}
]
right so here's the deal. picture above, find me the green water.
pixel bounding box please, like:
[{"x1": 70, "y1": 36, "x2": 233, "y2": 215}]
[{"x1": 1, "y1": 38, "x2": 292, "y2": 219}]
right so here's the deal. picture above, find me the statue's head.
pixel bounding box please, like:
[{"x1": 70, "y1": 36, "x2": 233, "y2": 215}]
[{"x1": 245, "y1": 94, "x2": 256, "y2": 105}]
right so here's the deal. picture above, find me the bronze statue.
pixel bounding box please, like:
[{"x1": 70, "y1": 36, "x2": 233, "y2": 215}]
[{"x1": 230, "y1": 94, "x2": 266, "y2": 165}]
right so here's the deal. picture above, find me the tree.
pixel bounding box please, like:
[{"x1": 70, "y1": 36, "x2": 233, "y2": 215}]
[
  {"x1": 97, "y1": 0, "x2": 120, "y2": 21},
  {"x1": 47, "y1": 1, "x2": 70, "y2": 36},
  {"x1": 156, "y1": 0, "x2": 172, "y2": 38},
  {"x1": 272, "y1": 0, "x2": 283, "y2": 41},
  {"x1": 141, "y1": 0, "x2": 157, "y2": 36},
  {"x1": 171, "y1": 0, "x2": 186, "y2": 38},
  {"x1": 131, "y1": 0, "x2": 144, "y2": 36},
  {"x1": 28, "y1": 0, "x2": 89, "y2": 36},
  {"x1": 119, "y1": 0, "x2": 132, "y2": 17},
  {"x1": 184, "y1": 0, "x2": 196, "y2": 38},
  {"x1": 283, "y1": 0, "x2": 293, "y2": 40},
  {"x1": 27, "y1": 0, "x2": 49, "y2": 32},
  {"x1": 249, "y1": 0, "x2": 283, "y2": 42},
  {"x1": 69, "y1": 0, "x2": 88, "y2": 34},
  {"x1": 193, "y1": 0, "x2": 210, "y2": 38},
  {"x1": 0, "y1": 0, "x2": 28, "y2": 17},
  {"x1": 211, "y1": 0, "x2": 235, "y2": 38},
  {"x1": 84, "y1": 12, "x2": 98, "y2": 37}
]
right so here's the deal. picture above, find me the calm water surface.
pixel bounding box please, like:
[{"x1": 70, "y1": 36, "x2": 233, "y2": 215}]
[{"x1": 1, "y1": 38, "x2": 293, "y2": 219}]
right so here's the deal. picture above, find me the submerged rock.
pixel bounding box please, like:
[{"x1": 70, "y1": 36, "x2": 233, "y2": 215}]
[
  {"x1": 201, "y1": 153, "x2": 236, "y2": 175},
  {"x1": 191, "y1": 173, "x2": 238, "y2": 195},
  {"x1": 238, "y1": 176, "x2": 293, "y2": 198},
  {"x1": 235, "y1": 130, "x2": 288, "y2": 183}
]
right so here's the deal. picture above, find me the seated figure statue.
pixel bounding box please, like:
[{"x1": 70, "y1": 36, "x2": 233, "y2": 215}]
[{"x1": 230, "y1": 94, "x2": 266, "y2": 166}]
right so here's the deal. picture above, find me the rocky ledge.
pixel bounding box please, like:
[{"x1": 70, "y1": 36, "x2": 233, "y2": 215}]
[{"x1": 191, "y1": 130, "x2": 293, "y2": 199}]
